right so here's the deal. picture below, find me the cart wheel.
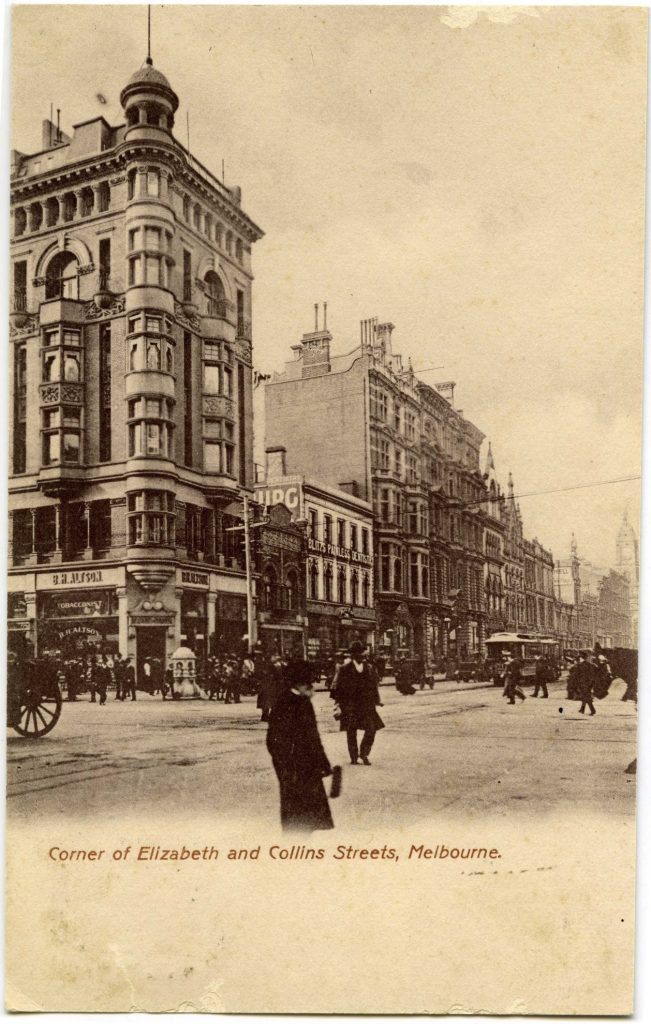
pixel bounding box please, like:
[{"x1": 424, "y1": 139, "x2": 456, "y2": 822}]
[{"x1": 13, "y1": 685, "x2": 62, "y2": 738}]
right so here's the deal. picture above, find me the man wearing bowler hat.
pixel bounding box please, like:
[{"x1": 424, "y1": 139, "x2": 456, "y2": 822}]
[{"x1": 335, "y1": 640, "x2": 385, "y2": 765}]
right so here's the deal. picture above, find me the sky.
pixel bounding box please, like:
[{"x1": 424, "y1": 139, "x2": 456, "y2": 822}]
[{"x1": 10, "y1": 4, "x2": 646, "y2": 571}]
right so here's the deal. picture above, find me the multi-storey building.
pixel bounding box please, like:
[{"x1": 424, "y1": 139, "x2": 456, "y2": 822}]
[
  {"x1": 482, "y1": 444, "x2": 506, "y2": 637},
  {"x1": 595, "y1": 570, "x2": 631, "y2": 649},
  {"x1": 264, "y1": 313, "x2": 488, "y2": 663},
  {"x1": 502, "y1": 474, "x2": 526, "y2": 632},
  {"x1": 8, "y1": 57, "x2": 263, "y2": 679},
  {"x1": 556, "y1": 535, "x2": 631, "y2": 650},
  {"x1": 255, "y1": 447, "x2": 376, "y2": 658},
  {"x1": 615, "y1": 509, "x2": 639, "y2": 642},
  {"x1": 523, "y1": 537, "x2": 555, "y2": 634},
  {"x1": 254, "y1": 501, "x2": 308, "y2": 658}
]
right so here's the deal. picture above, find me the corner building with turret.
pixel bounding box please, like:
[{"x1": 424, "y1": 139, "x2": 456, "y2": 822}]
[{"x1": 8, "y1": 58, "x2": 263, "y2": 678}]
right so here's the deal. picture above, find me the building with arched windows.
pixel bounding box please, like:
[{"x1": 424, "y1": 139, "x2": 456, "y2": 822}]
[{"x1": 8, "y1": 56, "x2": 263, "y2": 678}]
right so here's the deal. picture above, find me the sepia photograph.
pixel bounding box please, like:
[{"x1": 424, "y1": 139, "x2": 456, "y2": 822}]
[{"x1": 5, "y1": 4, "x2": 645, "y2": 1014}]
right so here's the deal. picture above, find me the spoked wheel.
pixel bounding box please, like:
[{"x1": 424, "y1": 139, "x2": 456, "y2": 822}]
[{"x1": 13, "y1": 685, "x2": 62, "y2": 738}]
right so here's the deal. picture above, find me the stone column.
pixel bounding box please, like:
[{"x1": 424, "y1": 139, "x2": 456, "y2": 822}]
[
  {"x1": 8, "y1": 511, "x2": 14, "y2": 566},
  {"x1": 29, "y1": 509, "x2": 38, "y2": 564},
  {"x1": 160, "y1": 168, "x2": 170, "y2": 201},
  {"x1": 83, "y1": 502, "x2": 93, "y2": 561},
  {"x1": 207, "y1": 593, "x2": 217, "y2": 654},
  {"x1": 174, "y1": 587, "x2": 184, "y2": 649},
  {"x1": 57, "y1": 196, "x2": 66, "y2": 222},
  {"x1": 74, "y1": 189, "x2": 85, "y2": 219},
  {"x1": 116, "y1": 586, "x2": 128, "y2": 655},
  {"x1": 29, "y1": 203, "x2": 41, "y2": 232},
  {"x1": 92, "y1": 184, "x2": 102, "y2": 213},
  {"x1": 478, "y1": 618, "x2": 486, "y2": 657},
  {"x1": 25, "y1": 592, "x2": 37, "y2": 656}
]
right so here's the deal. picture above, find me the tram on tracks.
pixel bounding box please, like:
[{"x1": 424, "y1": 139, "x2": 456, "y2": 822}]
[{"x1": 484, "y1": 632, "x2": 562, "y2": 685}]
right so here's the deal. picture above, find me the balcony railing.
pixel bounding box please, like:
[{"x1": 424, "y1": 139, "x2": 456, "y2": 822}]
[
  {"x1": 98, "y1": 267, "x2": 111, "y2": 292},
  {"x1": 13, "y1": 290, "x2": 27, "y2": 312}
]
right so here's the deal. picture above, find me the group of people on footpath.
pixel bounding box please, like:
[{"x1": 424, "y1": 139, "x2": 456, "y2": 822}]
[{"x1": 266, "y1": 639, "x2": 385, "y2": 834}]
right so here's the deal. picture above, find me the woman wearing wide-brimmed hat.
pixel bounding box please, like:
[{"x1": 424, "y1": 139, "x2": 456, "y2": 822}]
[{"x1": 335, "y1": 641, "x2": 385, "y2": 766}]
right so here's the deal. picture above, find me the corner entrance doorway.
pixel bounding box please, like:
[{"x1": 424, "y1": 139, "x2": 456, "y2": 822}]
[{"x1": 136, "y1": 627, "x2": 167, "y2": 692}]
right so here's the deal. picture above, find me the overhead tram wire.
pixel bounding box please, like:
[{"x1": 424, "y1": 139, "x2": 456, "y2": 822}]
[{"x1": 447, "y1": 474, "x2": 641, "y2": 512}]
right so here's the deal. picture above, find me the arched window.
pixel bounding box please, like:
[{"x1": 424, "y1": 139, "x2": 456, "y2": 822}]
[
  {"x1": 393, "y1": 551, "x2": 402, "y2": 592},
  {"x1": 351, "y1": 570, "x2": 359, "y2": 606},
  {"x1": 182, "y1": 194, "x2": 190, "y2": 221},
  {"x1": 193, "y1": 204, "x2": 202, "y2": 230},
  {"x1": 225, "y1": 231, "x2": 233, "y2": 255},
  {"x1": 286, "y1": 568, "x2": 298, "y2": 610},
  {"x1": 235, "y1": 238, "x2": 243, "y2": 262},
  {"x1": 215, "y1": 223, "x2": 224, "y2": 248},
  {"x1": 204, "y1": 270, "x2": 226, "y2": 317},
  {"x1": 29, "y1": 202, "x2": 43, "y2": 232},
  {"x1": 324, "y1": 563, "x2": 333, "y2": 602},
  {"x1": 45, "y1": 251, "x2": 79, "y2": 299},
  {"x1": 309, "y1": 561, "x2": 319, "y2": 600},
  {"x1": 263, "y1": 565, "x2": 277, "y2": 611},
  {"x1": 337, "y1": 566, "x2": 346, "y2": 605},
  {"x1": 14, "y1": 208, "x2": 27, "y2": 236}
]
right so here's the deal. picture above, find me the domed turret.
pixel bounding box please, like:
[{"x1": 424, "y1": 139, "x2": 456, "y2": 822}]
[{"x1": 120, "y1": 57, "x2": 179, "y2": 136}]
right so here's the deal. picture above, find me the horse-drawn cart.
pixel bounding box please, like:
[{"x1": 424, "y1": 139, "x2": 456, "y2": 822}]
[{"x1": 7, "y1": 656, "x2": 63, "y2": 737}]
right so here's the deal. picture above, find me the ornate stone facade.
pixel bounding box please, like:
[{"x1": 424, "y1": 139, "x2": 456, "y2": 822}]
[{"x1": 9, "y1": 55, "x2": 263, "y2": 673}]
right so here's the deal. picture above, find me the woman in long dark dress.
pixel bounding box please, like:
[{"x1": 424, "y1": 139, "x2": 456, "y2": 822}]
[{"x1": 267, "y1": 661, "x2": 334, "y2": 833}]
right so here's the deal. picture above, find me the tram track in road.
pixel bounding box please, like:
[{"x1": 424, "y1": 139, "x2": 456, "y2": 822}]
[{"x1": 7, "y1": 743, "x2": 252, "y2": 800}]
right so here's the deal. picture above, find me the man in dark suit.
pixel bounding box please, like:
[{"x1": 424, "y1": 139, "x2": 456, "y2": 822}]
[
  {"x1": 266, "y1": 660, "x2": 334, "y2": 833},
  {"x1": 575, "y1": 651, "x2": 597, "y2": 715},
  {"x1": 124, "y1": 657, "x2": 136, "y2": 701},
  {"x1": 532, "y1": 655, "x2": 549, "y2": 698},
  {"x1": 335, "y1": 640, "x2": 385, "y2": 765},
  {"x1": 504, "y1": 655, "x2": 526, "y2": 704}
]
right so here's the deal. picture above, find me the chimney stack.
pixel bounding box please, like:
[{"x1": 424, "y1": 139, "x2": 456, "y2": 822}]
[{"x1": 265, "y1": 445, "x2": 287, "y2": 478}]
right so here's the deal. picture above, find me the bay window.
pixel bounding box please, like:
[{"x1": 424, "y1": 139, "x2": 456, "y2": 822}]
[
  {"x1": 127, "y1": 490, "x2": 175, "y2": 546},
  {"x1": 127, "y1": 396, "x2": 174, "y2": 458}
]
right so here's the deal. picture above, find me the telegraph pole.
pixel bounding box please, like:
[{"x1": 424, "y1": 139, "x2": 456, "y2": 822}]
[
  {"x1": 243, "y1": 493, "x2": 255, "y2": 654},
  {"x1": 225, "y1": 495, "x2": 266, "y2": 655}
]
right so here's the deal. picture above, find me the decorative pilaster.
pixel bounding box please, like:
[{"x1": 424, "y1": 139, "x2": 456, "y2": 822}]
[
  {"x1": 207, "y1": 593, "x2": 217, "y2": 650},
  {"x1": 116, "y1": 586, "x2": 128, "y2": 655},
  {"x1": 82, "y1": 502, "x2": 93, "y2": 560}
]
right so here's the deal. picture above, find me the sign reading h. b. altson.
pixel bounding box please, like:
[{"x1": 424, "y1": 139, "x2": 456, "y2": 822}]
[{"x1": 36, "y1": 567, "x2": 125, "y2": 591}]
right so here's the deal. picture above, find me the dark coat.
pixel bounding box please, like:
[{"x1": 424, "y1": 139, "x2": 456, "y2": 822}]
[
  {"x1": 267, "y1": 690, "x2": 334, "y2": 832},
  {"x1": 257, "y1": 663, "x2": 286, "y2": 711},
  {"x1": 336, "y1": 661, "x2": 385, "y2": 732},
  {"x1": 573, "y1": 661, "x2": 596, "y2": 700}
]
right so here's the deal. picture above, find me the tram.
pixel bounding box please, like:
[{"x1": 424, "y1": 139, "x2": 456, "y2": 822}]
[{"x1": 484, "y1": 632, "x2": 562, "y2": 685}]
